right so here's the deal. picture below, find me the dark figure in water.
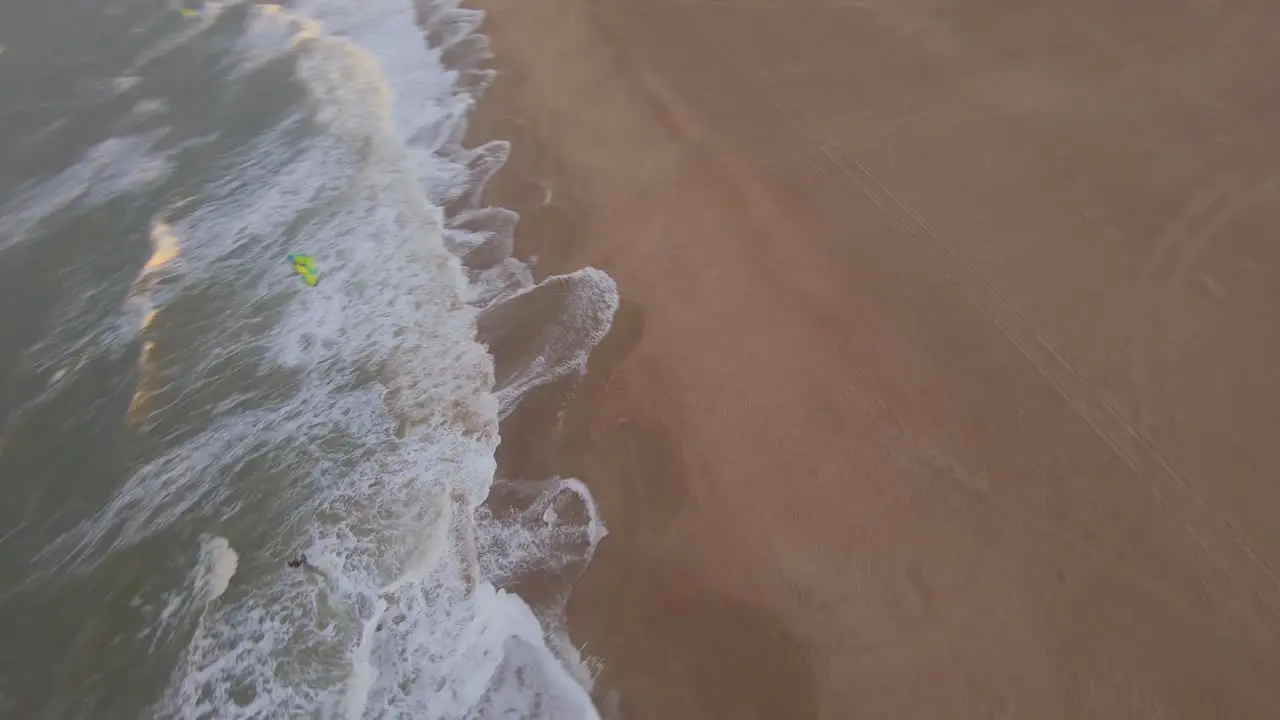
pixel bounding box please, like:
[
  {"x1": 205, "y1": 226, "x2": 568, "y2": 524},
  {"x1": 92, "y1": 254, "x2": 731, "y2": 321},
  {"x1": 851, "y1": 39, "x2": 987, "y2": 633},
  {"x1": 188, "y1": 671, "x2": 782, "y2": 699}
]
[{"x1": 288, "y1": 554, "x2": 383, "y2": 630}]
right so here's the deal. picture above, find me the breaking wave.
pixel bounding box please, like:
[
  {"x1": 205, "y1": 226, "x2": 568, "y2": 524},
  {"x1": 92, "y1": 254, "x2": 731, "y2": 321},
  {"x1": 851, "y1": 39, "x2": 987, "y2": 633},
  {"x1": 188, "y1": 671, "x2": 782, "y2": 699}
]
[{"x1": 7, "y1": 0, "x2": 616, "y2": 717}]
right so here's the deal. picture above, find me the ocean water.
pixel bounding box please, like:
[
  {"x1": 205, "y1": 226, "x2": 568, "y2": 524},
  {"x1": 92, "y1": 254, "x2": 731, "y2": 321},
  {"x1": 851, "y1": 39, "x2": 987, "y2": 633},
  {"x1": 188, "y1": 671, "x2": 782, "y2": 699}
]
[{"x1": 0, "y1": 1, "x2": 616, "y2": 717}]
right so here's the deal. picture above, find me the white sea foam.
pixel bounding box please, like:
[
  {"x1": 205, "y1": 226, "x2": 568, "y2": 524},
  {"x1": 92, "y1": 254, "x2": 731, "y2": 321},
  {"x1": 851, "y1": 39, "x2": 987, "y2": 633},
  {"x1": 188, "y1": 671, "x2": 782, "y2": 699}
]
[
  {"x1": 0, "y1": 142, "x2": 189, "y2": 430},
  {"x1": 486, "y1": 269, "x2": 620, "y2": 419},
  {"x1": 130, "y1": 1, "x2": 231, "y2": 72},
  {"x1": 198, "y1": 536, "x2": 240, "y2": 604},
  {"x1": 29, "y1": 1, "x2": 616, "y2": 717},
  {"x1": 0, "y1": 130, "x2": 175, "y2": 257},
  {"x1": 132, "y1": 98, "x2": 171, "y2": 117}
]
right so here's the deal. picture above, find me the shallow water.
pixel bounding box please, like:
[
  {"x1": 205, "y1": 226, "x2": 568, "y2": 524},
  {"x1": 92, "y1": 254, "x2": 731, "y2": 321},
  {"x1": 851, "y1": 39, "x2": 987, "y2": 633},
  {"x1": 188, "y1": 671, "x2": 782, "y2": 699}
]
[{"x1": 0, "y1": 1, "x2": 615, "y2": 717}]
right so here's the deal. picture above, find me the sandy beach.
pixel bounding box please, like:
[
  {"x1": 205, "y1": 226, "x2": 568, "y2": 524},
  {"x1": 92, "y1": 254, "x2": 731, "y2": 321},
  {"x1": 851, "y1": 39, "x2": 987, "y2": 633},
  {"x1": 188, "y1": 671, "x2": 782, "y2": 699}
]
[{"x1": 469, "y1": 1, "x2": 1280, "y2": 717}]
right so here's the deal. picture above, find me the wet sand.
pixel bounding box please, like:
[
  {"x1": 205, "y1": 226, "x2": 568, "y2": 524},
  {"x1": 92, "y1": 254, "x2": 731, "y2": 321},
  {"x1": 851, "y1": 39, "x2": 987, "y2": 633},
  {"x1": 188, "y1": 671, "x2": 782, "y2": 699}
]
[{"x1": 469, "y1": 1, "x2": 1280, "y2": 717}]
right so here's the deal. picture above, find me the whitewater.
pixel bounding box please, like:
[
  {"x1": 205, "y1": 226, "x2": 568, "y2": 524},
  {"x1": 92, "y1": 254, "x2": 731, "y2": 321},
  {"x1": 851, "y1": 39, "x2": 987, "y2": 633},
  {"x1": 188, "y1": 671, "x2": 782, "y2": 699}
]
[{"x1": 0, "y1": 0, "x2": 617, "y2": 717}]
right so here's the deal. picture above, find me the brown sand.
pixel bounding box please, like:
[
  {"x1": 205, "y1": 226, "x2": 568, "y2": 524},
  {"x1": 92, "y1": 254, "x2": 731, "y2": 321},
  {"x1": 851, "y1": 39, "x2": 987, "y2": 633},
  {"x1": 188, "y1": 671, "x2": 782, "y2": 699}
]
[{"x1": 467, "y1": 1, "x2": 1280, "y2": 717}]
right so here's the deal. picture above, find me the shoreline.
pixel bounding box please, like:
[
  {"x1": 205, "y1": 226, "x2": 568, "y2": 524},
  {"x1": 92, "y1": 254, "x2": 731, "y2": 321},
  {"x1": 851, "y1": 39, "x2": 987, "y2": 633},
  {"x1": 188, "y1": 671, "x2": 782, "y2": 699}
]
[
  {"x1": 469, "y1": 1, "x2": 1280, "y2": 718},
  {"x1": 462, "y1": 6, "x2": 861, "y2": 713}
]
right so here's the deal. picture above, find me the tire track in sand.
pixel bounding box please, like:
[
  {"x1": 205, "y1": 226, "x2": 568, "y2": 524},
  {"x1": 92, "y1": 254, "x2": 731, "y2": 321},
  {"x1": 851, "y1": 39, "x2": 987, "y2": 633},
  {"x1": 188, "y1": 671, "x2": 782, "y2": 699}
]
[{"x1": 686, "y1": 1, "x2": 1280, "y2": 630}]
